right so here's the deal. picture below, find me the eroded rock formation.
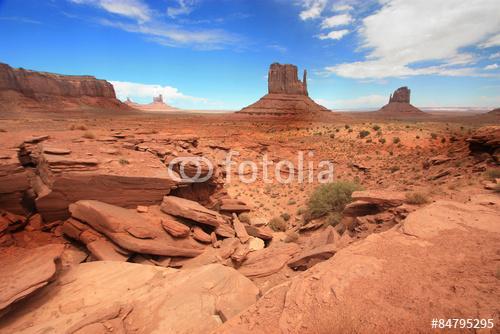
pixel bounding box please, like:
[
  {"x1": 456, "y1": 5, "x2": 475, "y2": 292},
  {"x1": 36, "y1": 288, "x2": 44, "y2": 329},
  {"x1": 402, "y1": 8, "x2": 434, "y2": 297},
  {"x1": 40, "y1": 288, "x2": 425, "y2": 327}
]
[
  {"x1": 238, "y1": 63, "x2": 329, "y2": 116},
  {"x1": 0, "y1": 63, "x2": 128, "y2": 112},
  {"x1": 377, "y1": 86, "x2": 424, "y2": 115}
]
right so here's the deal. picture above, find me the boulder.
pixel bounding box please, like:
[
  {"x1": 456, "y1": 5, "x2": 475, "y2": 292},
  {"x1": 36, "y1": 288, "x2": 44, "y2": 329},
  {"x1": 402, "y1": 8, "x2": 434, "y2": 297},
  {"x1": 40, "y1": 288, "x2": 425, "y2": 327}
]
[
  {"x1": 244, "y1": 224, "x2": 274, "y2": 240},
  {"x1": 0, "y1": 244, "x2": 64, "y2": 315},
  {"x1": 238, "y1": 243, "x2": 300, "y2": 278},
  {"x1": 351, "y1": 190, "x2": 406, "y2": 208},
  {"x1": 161, "y1": 218, "x2": 190, "y2": 238},
  {"x1": 287, "y1": 243, "x2": 336, "y2": 271},
  {"x1": 232, "y1": 213, "x2": 250, "y2": 243},
  {"x1": 161, "y1": 196, "x2": 225, "y2": 227},
  {"x1": 0, "y1": 262, "x2": 260, "y2": 334},
  {"x1": 69, "y1": 200, "x2": 205, "y2": 257}
]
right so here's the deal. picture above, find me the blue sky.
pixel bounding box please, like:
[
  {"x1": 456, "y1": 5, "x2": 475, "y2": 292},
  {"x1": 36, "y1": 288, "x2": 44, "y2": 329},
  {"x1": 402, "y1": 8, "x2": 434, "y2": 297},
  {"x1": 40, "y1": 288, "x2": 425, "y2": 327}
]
[{"x1": 0, "y1": 0, "x2": 499, "y2": 110}]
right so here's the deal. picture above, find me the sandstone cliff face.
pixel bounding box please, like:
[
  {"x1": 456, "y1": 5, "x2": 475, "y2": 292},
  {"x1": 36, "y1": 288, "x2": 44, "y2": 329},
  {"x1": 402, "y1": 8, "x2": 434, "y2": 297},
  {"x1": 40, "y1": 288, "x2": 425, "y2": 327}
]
[
  {"x1": 0, "y1": 63, "x2": 116, "y2": 99},
  {"x1": 239, "y1": 63, "x2": 328, "y2": 116},
  {"x1": 268, "y1": 63, "x2": 308, "y2": 96},
  {"x1": 389, "y1": 86, "x2": 410, "y2": 103},
  {"x1": 377, "y1": 86, "x2": 424, "y2": 115}
]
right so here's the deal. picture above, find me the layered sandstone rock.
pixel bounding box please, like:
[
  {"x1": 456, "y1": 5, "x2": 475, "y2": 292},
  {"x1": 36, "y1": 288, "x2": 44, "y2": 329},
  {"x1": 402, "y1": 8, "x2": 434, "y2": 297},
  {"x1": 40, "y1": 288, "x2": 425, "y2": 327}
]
[
  {"x1": 0, "y1": 62, "x2": 128, "y2": 111},
  {"x1": 214, "y1": 197, "x2": 500, "y2": 333},
  {"x1": 0, "y1": 262, "x2": 260, "y2": 333},
  {"x1": 0, "y1": 244, "x2": 64, "y2": 316},
  {"x1": 238, "y1": 63, "x2": 329, "y2": 116},
  {"x1": 467, "y1": 125, "x2": 500, "y2": 163},
  {"x1": 377, "y1": 86, "x2": 425, "y2": 115}
]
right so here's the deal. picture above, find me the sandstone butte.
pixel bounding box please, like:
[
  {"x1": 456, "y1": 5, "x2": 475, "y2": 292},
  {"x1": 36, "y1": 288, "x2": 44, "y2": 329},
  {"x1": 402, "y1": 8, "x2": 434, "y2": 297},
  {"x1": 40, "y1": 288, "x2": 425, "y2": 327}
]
[
  {"x1": 0, "y1": 62, "x2": 130, "y2": 112},
  {"x1": 125, "y1": 94, "x2": 181, "y2": 113},
  {"x1": 237, "y1": 63, "x2": 330, "y2": 116},
  {"x1": 376, "y1": 86, "x2": 425, "y2": 115}
]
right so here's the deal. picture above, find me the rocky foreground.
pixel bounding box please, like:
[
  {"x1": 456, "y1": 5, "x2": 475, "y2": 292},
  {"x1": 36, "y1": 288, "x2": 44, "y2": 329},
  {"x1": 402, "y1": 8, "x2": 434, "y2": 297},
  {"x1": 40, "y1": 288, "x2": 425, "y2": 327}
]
[{"x1": 0, "y1": 120, "x2": 499, "y2": 333}]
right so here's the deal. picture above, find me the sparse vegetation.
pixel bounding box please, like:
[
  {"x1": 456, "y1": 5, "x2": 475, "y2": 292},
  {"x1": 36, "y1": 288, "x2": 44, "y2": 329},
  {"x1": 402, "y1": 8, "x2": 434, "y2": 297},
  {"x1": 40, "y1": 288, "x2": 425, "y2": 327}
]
[
  {"x1": 306, "y1": 181, "x2": 362, "y2": 220},
  {"x1": 0, "y1": 128, "x2": 6, "y2": 132},
  {"x1": 269, "y1": 216, "x2": 287, "y2": 232},
  {"x1": 379, "y1": 138, "x2": 386, "y2": 144},
  {"x1": 238, "y1": 212, "x2": 251, "y2": 224},
  {"x1": 405, "y1": 192, "x2": 430, "y2": 205},
  {"x1": 484, "y1": 168, "x2": 500, "y2": 181},
  {"x1": 281, "y1": 212, "x2": 291, "y2": 221},
  {"x1": 392, "y1": 137, "x2": 401, "y2": 144},
  {"x1": 359, "y1": 130, "x2": 370, "y2": 138},
  {"x1": 325, "y1": 212, "x2": 342, "y2": 227},
  {"x1": 70, "y1": 124, "x2": 88, "y2": 131},
  {"x1": 372, "y1": 125, "x2": 381, "y2": 131},
  {"x1": 431, "y1": 133, "x2": 438, "y2": 139},
  {"x1": 284, "y1": 230, "x2": 299, "y2": 243},
  {"x1": 119, "y1": 158, "x2": 130, "y2": 165}
]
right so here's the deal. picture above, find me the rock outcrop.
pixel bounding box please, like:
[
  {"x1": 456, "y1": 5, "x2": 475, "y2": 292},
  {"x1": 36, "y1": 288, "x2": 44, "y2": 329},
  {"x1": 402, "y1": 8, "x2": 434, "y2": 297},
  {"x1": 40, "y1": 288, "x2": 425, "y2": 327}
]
[
  {"x1": 0, "y1": 262, "x2": 260, "y2": 333},
  {"x1": 377, "y1": 86, "x2": 425, "y2": 115},
  {"x1": 0, "y1": 244, "x2": 64, "y2": 316},
  {"x1": 238, "y1": 63, "x2": 329, "y2": 116},
  {"x1": 125, "y1": 94, "x2": 180, "y2": 113},
  {"x1": 214, "y1": 198, "x2": 500, "y2": 333},
  {"x1": 0, "y1": 62, "x2": 129, "y2": 112},
  {"x1": 488, "y1": 107, "x2": 500, "y2": 115}
]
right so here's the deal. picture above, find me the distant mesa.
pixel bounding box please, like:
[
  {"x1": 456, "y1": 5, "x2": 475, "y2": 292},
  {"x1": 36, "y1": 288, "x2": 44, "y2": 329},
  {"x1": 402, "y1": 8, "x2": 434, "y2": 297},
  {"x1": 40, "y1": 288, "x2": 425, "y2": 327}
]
[
  {"x1": 0, "y1": 62, "x2": 129, "y2": 112},
  {"x1": 488, "y1": 107, "x2": 500, "y2": 115},
  {"x1": 125, "y1": 94, "x2": 180, "y2": 113},
  {"x1": 376, "y1": 86, "x2": 425, "y2": 115},
  {"x1": 238, "y1": 63, "x2": 330, "y2": 116}
]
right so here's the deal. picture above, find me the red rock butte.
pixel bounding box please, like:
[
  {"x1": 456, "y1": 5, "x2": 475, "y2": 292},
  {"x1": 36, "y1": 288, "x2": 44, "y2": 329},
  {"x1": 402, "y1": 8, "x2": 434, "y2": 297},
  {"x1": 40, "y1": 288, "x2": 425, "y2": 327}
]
[
  {"x1": 238, "y1": 63, "x2": 330, "y2": 116},
  {"x1": 377, "y1": 86, "x2": 425, "y2": 115},
  {"x1": 125, "y1": 94, "x2": 180, "y2": 112},
  {"x1": 0, "y1": 63, "x2": 129, "y2": 112}
]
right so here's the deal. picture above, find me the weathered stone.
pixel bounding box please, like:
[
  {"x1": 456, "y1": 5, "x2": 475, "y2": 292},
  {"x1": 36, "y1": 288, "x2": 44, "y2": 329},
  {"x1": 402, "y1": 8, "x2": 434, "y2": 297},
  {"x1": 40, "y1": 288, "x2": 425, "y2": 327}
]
[
  {"x1": 0, "y1": 244, "x2": 64, "y2": 314},
  {"x1": 191, "y1": 226, "x2": 212, "y2": 243},
  {"x1": 161, "y1": 196, "x2": 225, "y2": 227},
  {"x1": 70, "y1": 200, "x2": 205, "y2": 257},
  {"x1": 1, "y1": 262, "x2": 260, "y2": 334},
  {"x1": 287, "y1": 243, "x2": 336, "y2": 270},
  {"x1": 161, "y1": 218, "x2": 190, "y2": 238},
  {"x1": 238, "y1": 243, "x2": 300, "y2": 278},
  {"x1": 268, "y1": 63, "x2": 308, "y2": 96},
  {"x1": 377, "y1": 86, "x2": 424, "y2": 115},
  {"x1": 244, "y1": 224, "x2": 273, "y2": 240},
  {"x1": 389, "y1": 86, "x2": 410, "y2": 103},
  {"x1": 232, "y1": 213, "x2": 250, "y2": 243}
]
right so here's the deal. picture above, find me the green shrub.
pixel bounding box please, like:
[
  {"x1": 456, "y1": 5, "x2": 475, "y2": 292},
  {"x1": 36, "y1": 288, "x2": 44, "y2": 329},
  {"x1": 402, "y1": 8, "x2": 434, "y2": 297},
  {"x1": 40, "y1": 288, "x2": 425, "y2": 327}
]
[
  {"x1": 306, "y1": 181, "x2": 362, "y2": 219},
  {"x1": 284, "y1": 230, "x2": 299, "y2": 243},
  {"x1": 372, "y1": 125, "x2": 381, "y2": 131},
  {"x1": 280, "y1": 212, "x2": 291, "y2": 221},
  {"x1": 269, "y1": 216, "x2": 287, "y2": 232},
  {"x1": 359, "y1": 130, "x2": 370, "y2": 138},
  {"x1": 238, "y1": 212, "x2": 251, "y2": 224},
  {"x1": 296, "y1": 207, "x2": 306, "y2": 215},
  {"x1": 379, "y1": 138, "x2": 386, "y2": 144},
  {"x1": 392, "y1": 137, "x2": 401, "y2": 144},
  {"x1": 325, "y1": 212, "x2": 342, "y2": 227},
  {"x1": 484, "y1": 169, "x2": 500, "y2": 181},
  {"x1": 405, "y1": 192, "x2": 429, "y2": 205},
  {"x1": 119, "y1": 159, "x2": 129, "y2": 165}
]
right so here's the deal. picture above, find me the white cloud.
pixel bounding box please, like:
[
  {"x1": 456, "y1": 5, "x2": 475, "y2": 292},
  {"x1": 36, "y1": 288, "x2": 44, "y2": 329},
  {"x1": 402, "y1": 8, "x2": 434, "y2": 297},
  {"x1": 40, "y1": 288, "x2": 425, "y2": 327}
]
[
  {"x1": 100, "y1": 19, "x2": 239, "y2": 49},
  {"x1": 489, "y1": 52, "x2": 500, "y2": 60},
  {"x1": 326, "y1": 0, "x2": 500, "y2": 79},
  {"x1": 110, "y1": 80, "x2": 209, "y2": 105},
  {"x1": 484, "y1": 63, "x2": 499, "y2": 70},
  {"x1": 317, "y1": 94, "x2": 387, "y2": 109},
  {"x1": 480, "y1": 33, "x2": 500, "y2": 48},
  {"x1": 299, "y1": 0, "x2": 327, "y2": 20},
  {"x1": 332, "y1": 4, "x2": 353, "y2": 12},
  {"x1": 321, "y1": 14, "x2": 353, "y2": 29},
  {"x1": 167, "y1": 0, "x2": 198, "y2": 18},
  {"x1": 70, "y1": 0, "x2": 152, "y2": 22},
  {"x1": 318, "y1": 29, "x2": 349, "y2": 40}
]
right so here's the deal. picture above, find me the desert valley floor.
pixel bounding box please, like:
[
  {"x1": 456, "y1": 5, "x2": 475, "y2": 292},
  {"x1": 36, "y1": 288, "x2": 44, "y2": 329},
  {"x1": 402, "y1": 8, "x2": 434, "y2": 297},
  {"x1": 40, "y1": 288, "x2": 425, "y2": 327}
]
[{"x1": 0, "y1": 106, "x2": 499, "y2": 333}]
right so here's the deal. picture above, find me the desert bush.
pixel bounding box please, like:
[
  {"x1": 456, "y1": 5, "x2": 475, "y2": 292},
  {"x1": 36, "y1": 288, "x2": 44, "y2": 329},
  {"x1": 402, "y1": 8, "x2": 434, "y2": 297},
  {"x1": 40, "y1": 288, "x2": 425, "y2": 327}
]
[
  {"x1": 431, "y1": 133, "x2": 438, "y2": 139},
  {"x1": 287, "y1": 199, "x2": 296, "y2": 205},
  {"x1": 484, "y1": 168, "x2": 500, "y2": 181},
  {"x1": 441, "y1": 137, "x2": 446, "y2": 143},
  {"x1": 269, "y1": 216, "x2": 287, "y2": 232},
  {"x1": 372, "y1": 125, "x2": 381, "y2": 131},
  {"x1": 284, "y1": 230, "x2": 299, "y2": 243},
  {"x1": 392, "y1": 137, "x2": 401, "y2": 144},
  {"x1": 344, "y1": 124, "x2": 350, "y2": 129},
  {"x1": 359, "y1": 130, "x2": 370, "y2": 138},
  {"x1": 82, "y1": 131, "x2": 96, "y2": 139},
  {"x1": 306, "y1": 181, "x2": 362, "y2": 220},
  {"x1": 296, "y1": 207, "x2": 306, "y2": 215},
  {"x1": 405, "y1": 192, "x2": 430, "y2": 205},
  {"x1": 379, "y1": 138, "x2": 386, "y2": 144},
  {"x1": 238, "y1": 212, "x2": 251, "y2": 224},
  {"x1": 325, "y1": 212, "x2": 342, "y2": 227},
  {"x1": 348, "y1": 128, "x2": 353, "y2": 133},
  {"x1": 119, "y1": 158, "x2": 130, "y2": 165},
  {"x1": 71, "y1": 124, "x2": 88, "y2": 131},
  {"x1": 281, "y1": 212, "x2": 291, "y2": 221}
]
